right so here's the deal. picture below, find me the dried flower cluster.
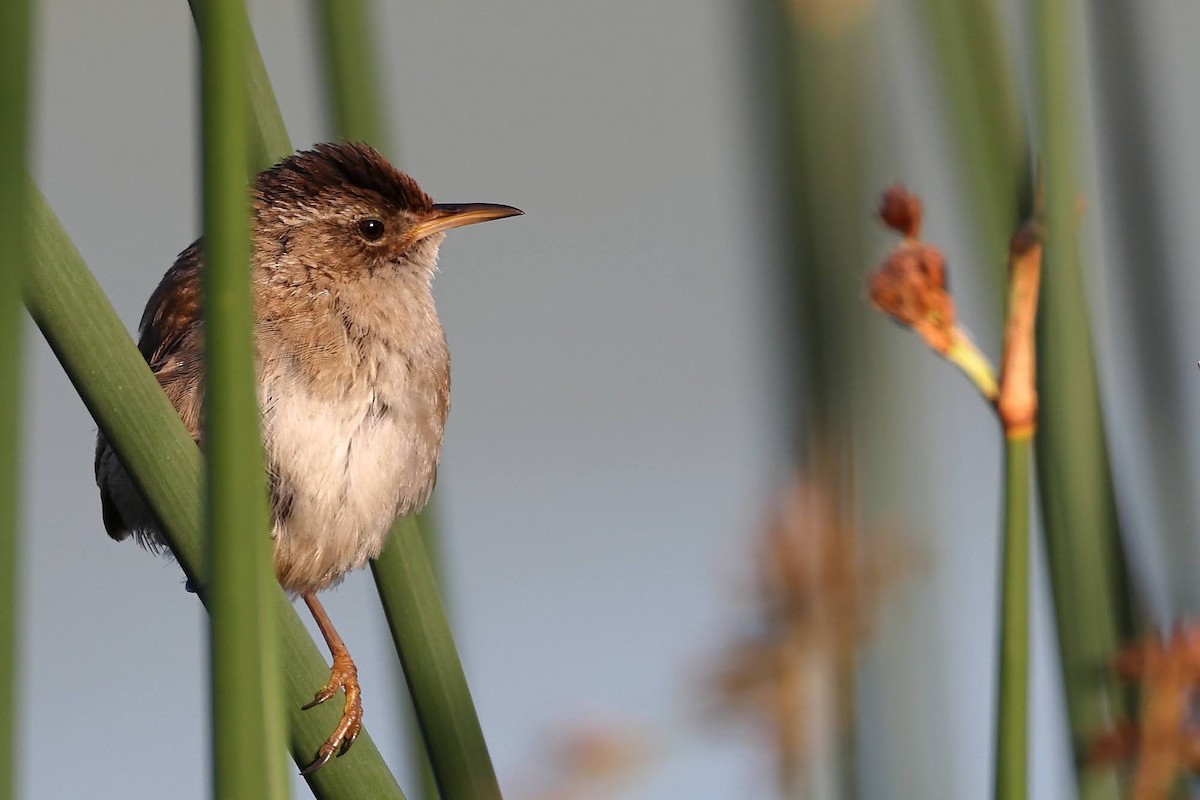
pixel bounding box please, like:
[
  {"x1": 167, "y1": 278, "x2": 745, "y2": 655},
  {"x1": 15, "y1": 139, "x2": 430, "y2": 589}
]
[
  {"x1": 868, "y1": 183, "x2": 1044, "y2": 427},
  {"x1": 868, "y1": 185, "x2": 960, "y2": 358},
  {"x1": 1089, "y1": 626, "x2": 1200, "y2": 800},
  {"x1": 713, "y1": 474, "x2": 911, "y2": 793}
]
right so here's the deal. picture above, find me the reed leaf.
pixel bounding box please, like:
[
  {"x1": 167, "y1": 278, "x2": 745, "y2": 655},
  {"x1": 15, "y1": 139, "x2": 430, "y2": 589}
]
[
  {"x1": 1087, "y1": 0, "x2": 1200, "y2": 611},
  {"x1": 24, "y1": 185, "x2": 406, "y2": 799},
  {"x1": 1031, "y1": 0, "x2": 1133, "y2": 796},
  {"x1": 0, "y1": 0, "x2": 32, "y2": 797},
  {"x1": 312, "y1": 0, "x2": 389, "y2": 147},
  {"x1": 748, "y1": 1, "x2": 879, "y2": 796}
]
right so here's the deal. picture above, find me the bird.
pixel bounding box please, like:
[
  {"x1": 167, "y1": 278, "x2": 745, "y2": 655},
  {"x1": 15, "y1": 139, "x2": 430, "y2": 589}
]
[{"x1": 93, "y1": 141, "x2": 522, "y2": 774}]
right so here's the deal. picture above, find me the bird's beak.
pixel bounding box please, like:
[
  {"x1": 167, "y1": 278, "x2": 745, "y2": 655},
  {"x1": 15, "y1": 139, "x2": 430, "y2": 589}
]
[{"x1": 410, "y1": 203, "x2": 523, "y2": 241}]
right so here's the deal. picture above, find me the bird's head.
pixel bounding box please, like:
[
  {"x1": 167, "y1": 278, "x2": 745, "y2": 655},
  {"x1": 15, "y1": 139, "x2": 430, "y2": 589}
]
[{"x1": 253, "y1": 142, "x2": 521, "y2": 284}]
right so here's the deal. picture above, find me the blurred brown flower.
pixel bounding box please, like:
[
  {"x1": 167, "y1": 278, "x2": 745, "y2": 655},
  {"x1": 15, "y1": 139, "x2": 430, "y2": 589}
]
[
  {"x1": 527, "y1": 721, "x2": 649, "y2": 800},
  {"x1": 713, "y1": 473, "x2": 913, "y2": 795},
  {"x1": 869, "y1": 241, "x2": 955, "y2": 354},
  {"x1": 1089, "y1": 626, "x2": 1200, "y2": 800}
]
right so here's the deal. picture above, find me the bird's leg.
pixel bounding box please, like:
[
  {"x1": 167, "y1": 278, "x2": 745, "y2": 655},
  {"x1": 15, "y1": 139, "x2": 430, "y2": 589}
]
[{"x1": 300, "y1": 592, "x2": 364, "y2": 775}]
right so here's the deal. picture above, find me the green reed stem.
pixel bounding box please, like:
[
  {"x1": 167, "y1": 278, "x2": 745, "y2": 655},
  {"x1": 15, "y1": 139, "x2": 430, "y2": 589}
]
[
  {"x1": 191, "y1": 3, "x2": 500, "y2": 795},
  {"x1": 197, "y1": 0, "x2": 289, "y2": 796},
  {"x1": 24, "y1": 185, "x2": 406, "y2": 799},
  {"x1": 995, "y1": 434, "x2": 1030, "y2": 800},
  {"x1": 0, "y1": 0, "x2": 32, "y2": 797},
  {"x1": 312, "y1": 0, "x2": 389, "y2": 147}
]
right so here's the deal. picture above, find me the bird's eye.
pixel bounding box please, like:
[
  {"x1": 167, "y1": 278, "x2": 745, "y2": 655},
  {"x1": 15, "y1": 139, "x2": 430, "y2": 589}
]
[{"x1": 357, "y1": 218, "x2": 385, "y2": 242}]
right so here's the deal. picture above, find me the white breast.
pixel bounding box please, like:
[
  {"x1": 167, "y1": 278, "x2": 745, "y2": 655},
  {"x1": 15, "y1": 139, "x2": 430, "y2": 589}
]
[{"x1": 262, "y1": 354, "x2": 441, "y2": 593}]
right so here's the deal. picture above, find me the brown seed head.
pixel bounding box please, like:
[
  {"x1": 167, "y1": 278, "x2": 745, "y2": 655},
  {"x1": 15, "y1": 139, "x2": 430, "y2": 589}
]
[
  {"x1": 869, "y1": 242, "x2": 956, "y2": 354},
  {"x1": 878, "y1": 185, "x2": 922, "y2": 238}
]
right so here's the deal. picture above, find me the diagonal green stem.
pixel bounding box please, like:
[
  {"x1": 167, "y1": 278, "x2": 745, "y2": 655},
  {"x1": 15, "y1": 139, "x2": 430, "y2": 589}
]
[
  {"x1": 372, "y1": 519, "x2": 501, "y2": 799},
  {"x1": 24, "y1": 186, "x2": 406, "y2": 799},
  {"x1": 995, "y1": 435, "x2": 1031, "y2": 800}
]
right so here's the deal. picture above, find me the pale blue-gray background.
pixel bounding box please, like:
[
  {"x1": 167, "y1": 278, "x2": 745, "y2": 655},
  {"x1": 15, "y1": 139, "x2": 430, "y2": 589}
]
[{"x1": 19, "y1": 1, "x2": 1200, "y2": 798}]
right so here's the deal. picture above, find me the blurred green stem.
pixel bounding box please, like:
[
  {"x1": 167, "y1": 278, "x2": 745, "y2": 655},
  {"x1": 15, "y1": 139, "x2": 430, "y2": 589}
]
[
  {"x1": 312, "y1": 0, "x2": 388, "y2": 146},
  {"x1": 918, "y1": 0, "x2": 1027, "y2": 295},
  {"x1": 1031, "y1": 0, "x2": 1133, "y2": 795},
  {"x1": 0, "y1": 0, "x2": 32, "y2": 797}
]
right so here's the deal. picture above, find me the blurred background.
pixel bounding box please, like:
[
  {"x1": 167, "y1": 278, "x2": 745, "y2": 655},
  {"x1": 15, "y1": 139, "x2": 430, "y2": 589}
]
[{"x1": 18, "y1": 0, "x2": 1200, "y2": 798}]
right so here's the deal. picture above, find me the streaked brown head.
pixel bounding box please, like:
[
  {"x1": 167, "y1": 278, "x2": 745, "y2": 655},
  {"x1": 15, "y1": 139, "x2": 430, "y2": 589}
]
[{"x1": 252, "y1": 142, "x2": 521, "y2": 280}]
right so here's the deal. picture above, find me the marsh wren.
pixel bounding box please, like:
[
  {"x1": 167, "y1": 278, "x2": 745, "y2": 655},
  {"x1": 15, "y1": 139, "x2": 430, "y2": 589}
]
[{"x1": 93, "y1": 142, "x2": 521, "y2": 773}]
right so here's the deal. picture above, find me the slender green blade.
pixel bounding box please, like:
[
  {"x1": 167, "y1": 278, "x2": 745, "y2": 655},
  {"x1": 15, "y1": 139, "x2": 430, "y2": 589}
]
[
  {"x1": 918, "y1": 0, "x2": 1028, "y2": 291},
  {"x1": 995, "y1": 436, "x2": 1031, "y2": 800},
  {"x1": 197, "y1": 0, "x2": 288, "y2": 796},
  {"x1": 1031, "y1": 0, "x2": 1132, "y2": 796},
  {"x1": 372, "y1": 519, "x2": 500, "y2": 800},
  {"x1": 309, "y1": 2, "x2": 450, "y2": 795},
  {"x1": 24, "y1": 186, "x2": 406, "y2": 799},
  {"x1": 1087, "y1": 0, "x2": 1200, "y2": 610},
  {"x1": 0, "y1": 0, "x2": 32, "y2": 797}
]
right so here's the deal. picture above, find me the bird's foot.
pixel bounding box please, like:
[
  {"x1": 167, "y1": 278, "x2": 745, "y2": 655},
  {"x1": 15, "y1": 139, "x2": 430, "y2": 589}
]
[{"x1": 300, "y1": 650, "x2": 363, "y2": 775}]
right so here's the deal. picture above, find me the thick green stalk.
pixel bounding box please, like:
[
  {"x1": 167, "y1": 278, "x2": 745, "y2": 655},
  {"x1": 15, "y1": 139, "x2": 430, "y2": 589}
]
[
  {"x1": 372, "y1": 518, "x2": 501, "y2": 800},
  {"x1": 24, "y1": 186, "x2": 406, "y2": 799},
  {"x1": 1031, "y1": 0, "x2": 1132, "y2": 796},
  {"x1": 197, "y1": 0, "x2": 288, "y2": 797},
  {"x1": 0, "y1": 0, "x2": 32, "y2": 797},
  {"x1": 995, "y1": 435, "x2": 1030, "y2": 800}
]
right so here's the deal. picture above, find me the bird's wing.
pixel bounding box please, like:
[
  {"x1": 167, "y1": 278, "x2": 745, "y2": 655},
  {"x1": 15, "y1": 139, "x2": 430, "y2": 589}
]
[{"x1": 95, "y1": 241, "x2": 206, "y2": 540}]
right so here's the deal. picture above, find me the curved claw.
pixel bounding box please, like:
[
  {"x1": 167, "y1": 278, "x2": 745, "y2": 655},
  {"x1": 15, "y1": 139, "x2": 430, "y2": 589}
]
[
  {"x1": 299, "y1": 653, "x2": 363, "y2": 775},
  {"x1": 301, "y1": 683, "x2": 338, "y2": 711}
]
